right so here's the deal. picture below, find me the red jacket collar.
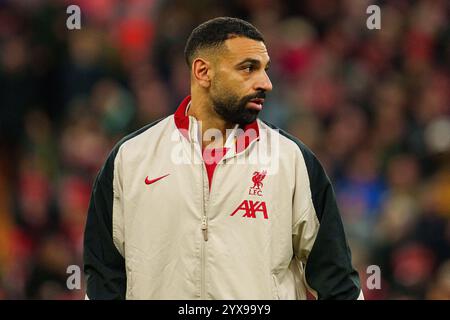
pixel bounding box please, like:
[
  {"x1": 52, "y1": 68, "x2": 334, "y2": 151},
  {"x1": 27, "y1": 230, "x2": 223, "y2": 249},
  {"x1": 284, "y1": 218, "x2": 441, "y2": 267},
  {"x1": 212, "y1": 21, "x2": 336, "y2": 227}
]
[
  {"x1": 174, "y1": 95, "x2": 260, "y2": 153},
  {"x1": 173, "y1": 95, "x2": 191, "y2": 140}
]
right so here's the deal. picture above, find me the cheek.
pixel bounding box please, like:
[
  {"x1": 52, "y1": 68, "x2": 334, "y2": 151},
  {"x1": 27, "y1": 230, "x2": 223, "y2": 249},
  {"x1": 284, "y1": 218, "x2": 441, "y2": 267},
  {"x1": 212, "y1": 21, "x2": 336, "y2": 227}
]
[
  {"x1": 213, "y1": 71, "x2": 250, "y2": 98},
  {"x1": 232, "y1": 75, "x2": 254, "y2": 96},
  {"x1": 213, "y1": 77, "x2": 236, "y2": 95}
]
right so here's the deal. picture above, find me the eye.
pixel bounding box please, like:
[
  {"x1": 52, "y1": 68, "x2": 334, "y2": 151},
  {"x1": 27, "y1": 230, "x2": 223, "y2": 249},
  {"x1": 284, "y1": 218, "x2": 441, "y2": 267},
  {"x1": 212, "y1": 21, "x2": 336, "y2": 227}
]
[{"x1": 242, "y1": 65, "x2": 254, "y2": 73}]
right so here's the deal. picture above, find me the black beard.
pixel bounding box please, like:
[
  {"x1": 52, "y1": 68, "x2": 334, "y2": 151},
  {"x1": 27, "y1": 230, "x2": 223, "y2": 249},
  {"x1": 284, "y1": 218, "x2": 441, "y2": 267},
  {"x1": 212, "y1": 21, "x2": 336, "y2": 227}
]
[{"x1": 211, "y1": 91, "x2": 266, "y2": 126}]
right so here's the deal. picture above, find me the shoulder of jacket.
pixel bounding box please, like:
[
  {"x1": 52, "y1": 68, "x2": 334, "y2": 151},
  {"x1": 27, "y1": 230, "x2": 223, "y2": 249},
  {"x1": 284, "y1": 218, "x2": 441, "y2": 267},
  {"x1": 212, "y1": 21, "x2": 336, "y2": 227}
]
[
  {"x1": 108, "y1": 116, "x2": 170, "y2": 162},
  {"x1": 259, "y1": 119, "x2": 318, "y2": 163}
]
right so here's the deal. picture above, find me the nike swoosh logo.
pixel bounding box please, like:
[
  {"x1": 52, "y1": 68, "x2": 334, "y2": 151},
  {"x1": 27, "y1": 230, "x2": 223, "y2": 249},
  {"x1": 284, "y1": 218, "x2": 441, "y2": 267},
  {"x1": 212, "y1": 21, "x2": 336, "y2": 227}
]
[{"x1": 145, "y1": 174, "x2": 170, "y2": 185}]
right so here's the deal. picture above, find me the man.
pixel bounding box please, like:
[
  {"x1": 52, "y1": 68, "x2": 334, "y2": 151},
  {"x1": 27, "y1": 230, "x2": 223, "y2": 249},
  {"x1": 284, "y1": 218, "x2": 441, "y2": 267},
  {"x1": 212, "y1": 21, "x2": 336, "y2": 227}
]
[{"x1": 84, "y1": 17, "x2": 363, "y2": 300}]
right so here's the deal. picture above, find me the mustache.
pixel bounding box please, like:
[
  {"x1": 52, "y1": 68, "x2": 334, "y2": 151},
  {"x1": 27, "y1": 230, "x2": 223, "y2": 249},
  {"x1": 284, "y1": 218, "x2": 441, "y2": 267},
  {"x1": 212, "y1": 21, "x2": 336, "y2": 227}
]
[{"x1": 244, "y1": 91, "x2": 266, "y2": 102}]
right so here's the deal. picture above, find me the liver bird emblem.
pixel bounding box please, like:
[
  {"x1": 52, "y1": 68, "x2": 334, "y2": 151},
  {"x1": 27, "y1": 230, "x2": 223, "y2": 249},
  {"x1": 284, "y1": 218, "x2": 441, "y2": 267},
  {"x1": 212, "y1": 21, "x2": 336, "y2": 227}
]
[{"x1": 252, "y1": 170, "x2": 267, "y2": 190}]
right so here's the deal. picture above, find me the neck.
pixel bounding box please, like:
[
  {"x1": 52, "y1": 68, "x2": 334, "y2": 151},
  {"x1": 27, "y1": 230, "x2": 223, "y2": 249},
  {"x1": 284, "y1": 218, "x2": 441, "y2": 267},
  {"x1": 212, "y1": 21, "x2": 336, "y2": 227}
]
[{"x1": 188, "y1": 93, "x2": 235, "y2": 149}]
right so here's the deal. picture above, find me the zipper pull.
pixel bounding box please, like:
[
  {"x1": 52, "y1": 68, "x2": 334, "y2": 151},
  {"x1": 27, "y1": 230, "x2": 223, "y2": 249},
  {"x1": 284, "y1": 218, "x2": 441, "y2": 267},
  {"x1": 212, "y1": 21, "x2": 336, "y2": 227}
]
[{"x1": 201, "y1": 216, "x2": 208, "y2": 241}]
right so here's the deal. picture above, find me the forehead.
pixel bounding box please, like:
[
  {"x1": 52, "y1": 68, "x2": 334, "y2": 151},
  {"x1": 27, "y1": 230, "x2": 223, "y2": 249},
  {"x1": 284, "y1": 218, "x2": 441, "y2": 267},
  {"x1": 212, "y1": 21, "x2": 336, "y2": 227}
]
[{"x1": 222, "y1": 37, "x2": 270, "y2": 63}]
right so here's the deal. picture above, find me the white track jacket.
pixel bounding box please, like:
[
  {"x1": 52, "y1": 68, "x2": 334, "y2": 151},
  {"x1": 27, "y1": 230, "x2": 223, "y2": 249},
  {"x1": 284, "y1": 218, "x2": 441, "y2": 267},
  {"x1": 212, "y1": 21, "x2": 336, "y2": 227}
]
[{"x1": 84, "y1": 96, "x2": 362, "y2": 300}]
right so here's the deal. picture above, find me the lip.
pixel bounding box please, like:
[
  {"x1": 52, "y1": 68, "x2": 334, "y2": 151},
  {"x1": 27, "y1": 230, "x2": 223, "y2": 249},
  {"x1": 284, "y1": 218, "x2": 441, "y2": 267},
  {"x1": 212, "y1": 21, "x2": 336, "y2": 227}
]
[
  {"x1": 250, "y1": 98, "x2": 264, "y2": 104},
  {"x1": 247, "y1": 98, "x2": 264, "y2": 111}
]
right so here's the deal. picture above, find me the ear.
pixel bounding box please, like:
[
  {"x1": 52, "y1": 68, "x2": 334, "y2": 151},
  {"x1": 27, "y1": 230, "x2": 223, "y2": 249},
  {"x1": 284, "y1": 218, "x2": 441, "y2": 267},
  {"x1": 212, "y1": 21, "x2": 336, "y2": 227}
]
[{"x1": 192, "y1": 58, "x2": 213, "y2": 88}]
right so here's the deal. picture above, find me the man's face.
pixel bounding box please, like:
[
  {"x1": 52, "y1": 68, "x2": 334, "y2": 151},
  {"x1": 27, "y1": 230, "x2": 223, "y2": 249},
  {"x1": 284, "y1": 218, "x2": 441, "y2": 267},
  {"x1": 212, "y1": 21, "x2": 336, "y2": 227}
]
[{"x1": 209, "y1": 37, "x2": 272, "y2": 126}]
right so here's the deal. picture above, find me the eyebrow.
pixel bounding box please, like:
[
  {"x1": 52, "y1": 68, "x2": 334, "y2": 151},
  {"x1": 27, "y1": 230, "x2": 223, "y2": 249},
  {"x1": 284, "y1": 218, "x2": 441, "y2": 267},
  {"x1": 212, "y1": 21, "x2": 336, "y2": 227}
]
[{"x1": 236, "y1": 58, "x2": 271, "y2": 69}]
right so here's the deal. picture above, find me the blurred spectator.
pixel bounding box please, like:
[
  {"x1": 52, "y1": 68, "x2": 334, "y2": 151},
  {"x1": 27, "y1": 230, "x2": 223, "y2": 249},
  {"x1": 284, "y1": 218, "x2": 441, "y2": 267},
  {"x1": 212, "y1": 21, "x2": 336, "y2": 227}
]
[{"x1": 426, "y1": 260, "x2": 450, "y2": 300}]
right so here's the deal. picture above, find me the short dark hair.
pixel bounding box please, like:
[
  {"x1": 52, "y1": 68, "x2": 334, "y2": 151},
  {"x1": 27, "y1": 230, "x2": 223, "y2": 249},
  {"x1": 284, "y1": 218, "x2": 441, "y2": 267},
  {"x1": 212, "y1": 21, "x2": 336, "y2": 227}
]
[{"x1": 184, "y1": 17, "x2": 265, "y2": 68}]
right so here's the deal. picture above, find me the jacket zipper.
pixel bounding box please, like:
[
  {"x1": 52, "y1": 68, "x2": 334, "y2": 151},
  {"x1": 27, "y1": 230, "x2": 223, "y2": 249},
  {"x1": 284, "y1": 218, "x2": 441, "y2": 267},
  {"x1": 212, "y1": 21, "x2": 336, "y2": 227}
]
[
  {"x1": 200, "y1": 161, "x2": 208, "y2": 299},
  {"x1": 189, "y1": 117, "x2": 211, "y2": 299},
  {"x1": 200, "y1": 214, "x2": 207, "y2": 299},
  {"x1": 201, "y1": 216, "x2": 208, "y2": 241}
]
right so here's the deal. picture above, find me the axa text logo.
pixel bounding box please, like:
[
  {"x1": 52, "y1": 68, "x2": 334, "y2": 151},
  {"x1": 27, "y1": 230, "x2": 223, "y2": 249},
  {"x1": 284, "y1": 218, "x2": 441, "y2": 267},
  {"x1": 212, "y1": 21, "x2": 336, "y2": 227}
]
[{"x1": 230, "y1": 200, "x2": 268, "y2": 220}]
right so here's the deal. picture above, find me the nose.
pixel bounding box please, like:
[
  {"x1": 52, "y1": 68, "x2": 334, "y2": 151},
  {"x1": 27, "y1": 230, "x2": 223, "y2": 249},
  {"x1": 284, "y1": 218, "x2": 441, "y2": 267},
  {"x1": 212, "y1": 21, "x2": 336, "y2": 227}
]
[{"x1": 255, "y1": 70, "x2": 273, "y2": 93}]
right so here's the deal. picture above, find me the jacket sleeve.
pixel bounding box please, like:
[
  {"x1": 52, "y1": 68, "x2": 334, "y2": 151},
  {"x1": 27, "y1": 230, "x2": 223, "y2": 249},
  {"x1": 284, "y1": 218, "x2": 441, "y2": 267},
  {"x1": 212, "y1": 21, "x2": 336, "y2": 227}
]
[
  {"x1": 83, "y1": 147, "x2": 127, "y2": 300},
  {"x1": 292, "y1": 142, "x2": 362, "y2": 300}
]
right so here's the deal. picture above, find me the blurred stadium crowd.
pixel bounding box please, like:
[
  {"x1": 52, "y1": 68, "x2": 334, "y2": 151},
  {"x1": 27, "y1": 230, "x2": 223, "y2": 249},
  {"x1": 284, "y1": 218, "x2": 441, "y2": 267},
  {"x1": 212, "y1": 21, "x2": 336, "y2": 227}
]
[{"x1": 0, "y1": 0, "x2": 449, "y2": 299}]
